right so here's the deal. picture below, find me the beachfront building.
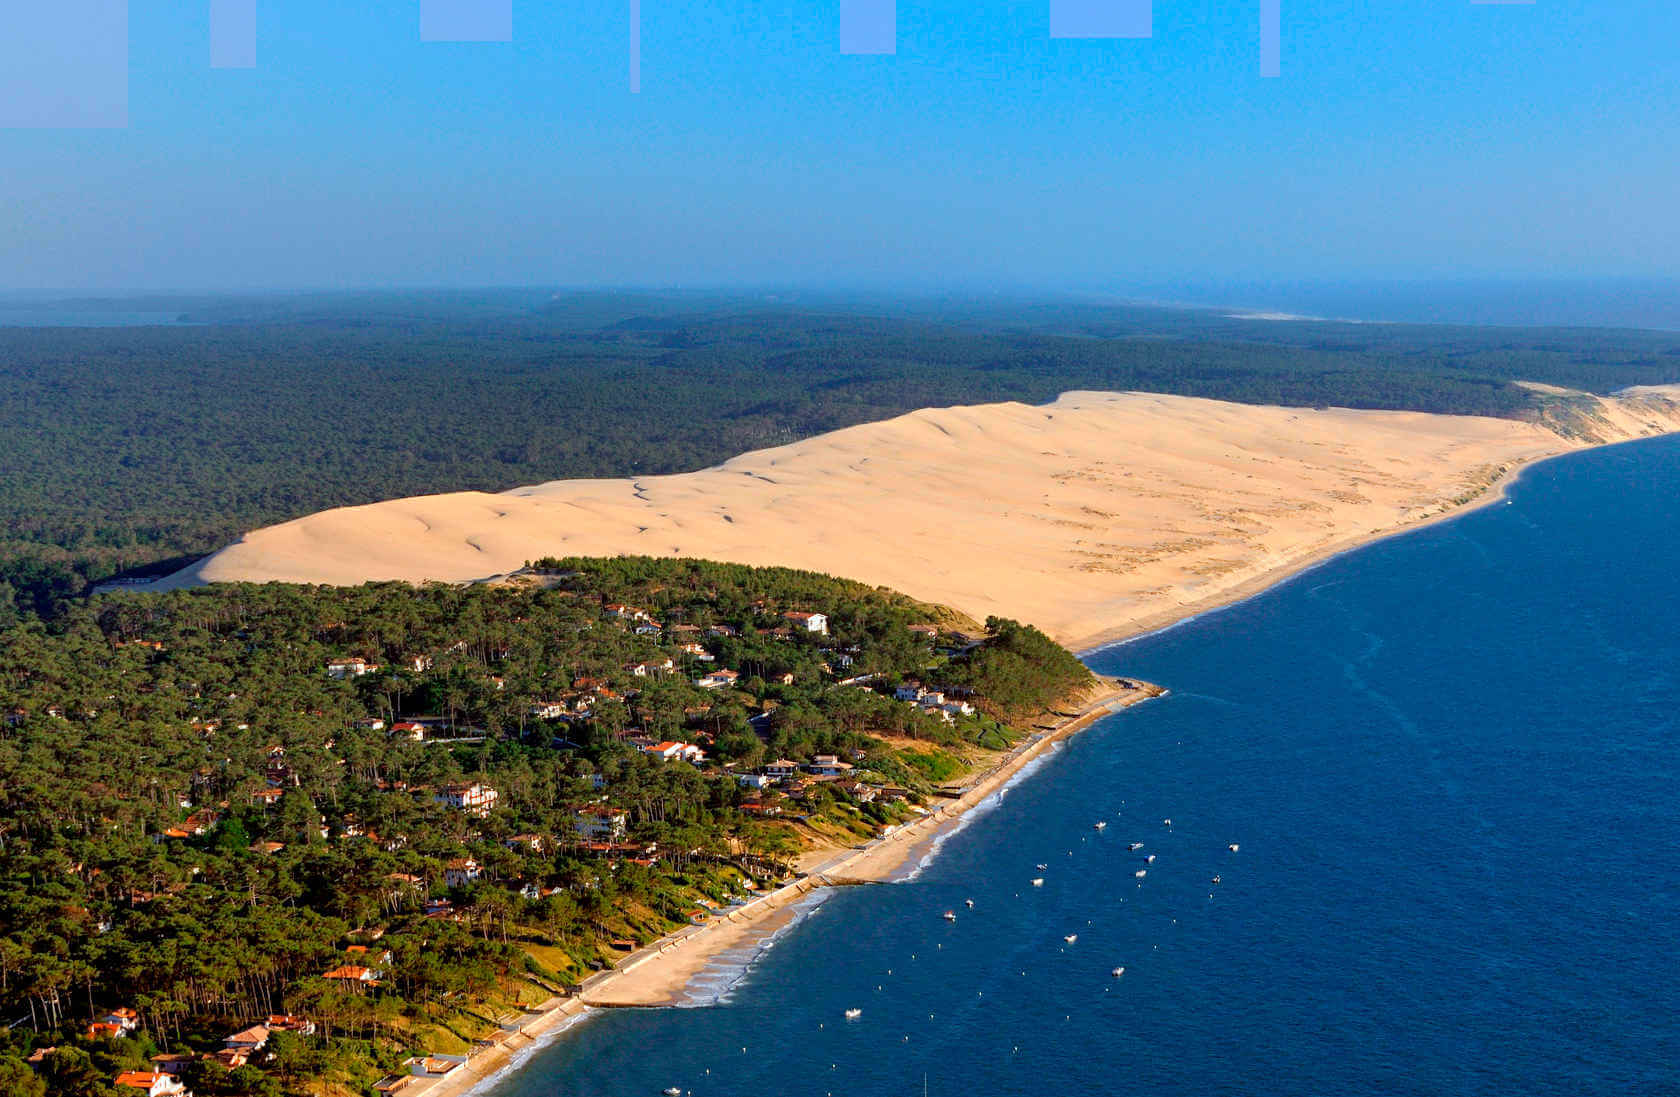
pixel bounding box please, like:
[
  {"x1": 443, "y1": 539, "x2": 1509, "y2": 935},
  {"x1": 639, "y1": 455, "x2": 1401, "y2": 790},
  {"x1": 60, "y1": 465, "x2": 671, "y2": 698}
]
[
  {"x1": 405, "y1": 1054, "x2": 468, "y2": 1078},
  {"x1": 435, "y1": 782, "x2": 498, "y2": 816},
  {"x1": 807, "y1": 754, "x2": 854, "y2": 777}
]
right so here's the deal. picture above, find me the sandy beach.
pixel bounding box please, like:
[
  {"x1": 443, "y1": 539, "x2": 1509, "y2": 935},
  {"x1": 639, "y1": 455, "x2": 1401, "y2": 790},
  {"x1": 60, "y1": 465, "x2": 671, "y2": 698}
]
[
  {"x1": 146, "y1": 385, "x2": 1680, "y2": 1095},
  {"x1": 154, "y1": 388, "x2": 1680, "y2": 654},
  {"x1": 404, "y1": 678, "x2": 1153, "y2": 1097}
]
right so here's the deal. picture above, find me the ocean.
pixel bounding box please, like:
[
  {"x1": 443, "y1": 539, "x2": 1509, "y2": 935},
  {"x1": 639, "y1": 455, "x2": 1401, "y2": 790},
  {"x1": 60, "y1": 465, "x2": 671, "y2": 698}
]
[{"x1": 478, "y1": 434, "x2": 1680, "y2": 1097}]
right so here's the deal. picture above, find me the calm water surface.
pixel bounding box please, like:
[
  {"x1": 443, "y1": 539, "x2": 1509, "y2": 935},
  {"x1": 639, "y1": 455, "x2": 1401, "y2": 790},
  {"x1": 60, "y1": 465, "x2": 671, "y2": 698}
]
[{"x1": 483, "y1": 435, "x2": 1680, "y2": 1097}]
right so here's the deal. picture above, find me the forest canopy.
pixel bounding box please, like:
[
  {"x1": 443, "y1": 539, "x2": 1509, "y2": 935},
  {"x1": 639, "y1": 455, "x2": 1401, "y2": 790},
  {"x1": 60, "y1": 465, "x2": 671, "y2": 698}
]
[{"x1": 4, "y1": 294, "x2": 1679, "y2": 618}]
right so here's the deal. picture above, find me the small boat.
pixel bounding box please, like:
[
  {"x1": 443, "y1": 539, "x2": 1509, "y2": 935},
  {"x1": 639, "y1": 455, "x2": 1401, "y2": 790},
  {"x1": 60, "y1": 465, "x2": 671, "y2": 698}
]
[
  {"x1": 1145, "y1": 854, "x2": 1156, "y2": 863},
  {"x1": 942, "y1": 910, "x2": 957, "y2": 922},
  {"x1": 1031, "y1": 878, "x2": 1045, "y2": 887},
  {"x1": 1064, "y1": 934, "x2": 1078, "y2": 944},
  {"x1": 844, "y1": 1008, "x2": 862, "y2": 1020},
  {"x1": 1162, "y1": 818, "x2": 1173, "y2": 826},
  {"x1": 1228, "y1": 843, "x2": 1240, "y2": 852},
  {"x1": 1036, "y1": 862, "x2": 1048, "y2": 870},
  {"x1": 663, "y1": 1088, "x2": 682, "y2": 1096},
  {"x1": 1134, "y1": 869, "x2": 1147, "y2": 879},
  {"x1": 1211, "y1": 875, "x2": 1222, "y2": 884},
  {"x1": 1111, "y1": 966, "x2": 1126, "y2": 977},
  {"x1": 1128, "y1": 842, "x2": 1144, "y2": 851},
  {"x1": 964, "y1": 898, "x2": 975, "y2": 908},
  {"x1": 1093, "y1": 821, "x2": 1107, "y2": 830}
]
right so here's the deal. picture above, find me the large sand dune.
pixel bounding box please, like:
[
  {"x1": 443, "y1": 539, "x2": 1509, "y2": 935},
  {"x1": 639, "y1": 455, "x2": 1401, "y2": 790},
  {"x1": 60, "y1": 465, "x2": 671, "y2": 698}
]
[{"x1": 160, "y1": 388, "x2": 1680, "y2": 651}]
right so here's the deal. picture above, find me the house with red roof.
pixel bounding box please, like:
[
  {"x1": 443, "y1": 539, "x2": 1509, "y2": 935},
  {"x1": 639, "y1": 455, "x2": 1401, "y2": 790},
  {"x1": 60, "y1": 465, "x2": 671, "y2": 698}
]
[{"x1": 113, "y1": 1073, "x2": 188, "y2": 1096}]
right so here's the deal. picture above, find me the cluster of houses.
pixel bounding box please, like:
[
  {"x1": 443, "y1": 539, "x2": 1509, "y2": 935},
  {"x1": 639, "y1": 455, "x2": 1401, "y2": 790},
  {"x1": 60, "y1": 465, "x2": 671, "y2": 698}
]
[
  {"x1": 729, "y1": 753, "x2": 910, "y2": 817},
  {"x1": 892, "y1": 683, "x2": 977, "y2": 723},
  {"x1": 73, "y1": 1009, "x2": 318, "y2": 1095}
]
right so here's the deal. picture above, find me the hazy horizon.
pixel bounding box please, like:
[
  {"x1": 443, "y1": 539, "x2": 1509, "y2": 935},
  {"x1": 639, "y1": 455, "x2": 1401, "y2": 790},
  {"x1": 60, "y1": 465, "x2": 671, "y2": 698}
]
[
  {"x1": 6, "y1": 278, "x2": 1680, "y2": 332},
  {"x1": 4, "y1": 3, "x2": 1677, "y2": 292}
]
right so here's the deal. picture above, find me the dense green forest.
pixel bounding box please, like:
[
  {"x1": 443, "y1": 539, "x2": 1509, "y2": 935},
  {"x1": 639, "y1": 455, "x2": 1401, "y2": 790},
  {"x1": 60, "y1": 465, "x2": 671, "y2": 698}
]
[
  {"x1": 0, "y1": 557, "x2": 1094, "y2": 1095},
  {"x1": 4, "y1": 294, "x2": 1680, "y2": 619}
]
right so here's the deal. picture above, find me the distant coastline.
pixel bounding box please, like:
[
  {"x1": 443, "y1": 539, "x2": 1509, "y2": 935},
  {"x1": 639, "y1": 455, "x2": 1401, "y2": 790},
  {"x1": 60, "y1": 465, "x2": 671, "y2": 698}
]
[{"x1": 408, "y1": 431, "x2": 1680, "y2": 1097}]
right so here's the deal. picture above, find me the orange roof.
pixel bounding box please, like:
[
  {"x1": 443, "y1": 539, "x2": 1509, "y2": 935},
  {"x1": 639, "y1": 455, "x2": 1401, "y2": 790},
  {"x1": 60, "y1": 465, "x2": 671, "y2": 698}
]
[
  {"x1": 115, "y1": 1074, "x2": 166, "y2": 1089},
  {"x1": 322, "y1": 965, "x2": 373, "y2": 980}
]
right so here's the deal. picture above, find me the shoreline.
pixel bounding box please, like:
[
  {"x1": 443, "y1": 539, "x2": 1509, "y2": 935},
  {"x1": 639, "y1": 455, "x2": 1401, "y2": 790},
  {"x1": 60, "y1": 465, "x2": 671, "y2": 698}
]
[
  {"x1": 405, "y1": 439, "x2": 1579, "y2": 1097},
  {"x1": 1066, "y1": 451, "x2": 1537, "y2": 657},
  {"x1": 410, "y1": 678, "x2": 1156, "y2": 1097}
]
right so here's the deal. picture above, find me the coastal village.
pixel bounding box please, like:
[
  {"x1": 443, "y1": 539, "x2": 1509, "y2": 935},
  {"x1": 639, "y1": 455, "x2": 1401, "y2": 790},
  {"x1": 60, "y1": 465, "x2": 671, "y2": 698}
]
[{"x1": 0, "y1": 559, "x2": 1115, "y2": 1097}]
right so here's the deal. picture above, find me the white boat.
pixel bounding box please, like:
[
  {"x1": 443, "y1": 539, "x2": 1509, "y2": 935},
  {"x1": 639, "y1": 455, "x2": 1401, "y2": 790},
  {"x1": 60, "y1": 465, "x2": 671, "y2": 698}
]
[
  {"x1": 1145, "y1": 854, "x2": 1156, "y2": 863},
  {"x1": 1128, "y1": 842, "x2": 1144, "y2": 851},
  {"x1": 942, "y1": 910, "x2": 956, "y2": 921},
  {"x1": 663, "y1": 1088, "x2": 682, "y2": 1096},
  {"x1": 964, "y1": 898, "x2": 975, "y2": 908},
  {"x1": 845, "y1": 1008, "x2": 862, "y2": 1020},
  {"x1": 1063, "y1": 934, "x2": 1078, "y2": 944},
  {"x1": 1036, "y1": 862, "x2": 1048, "y2": 870},
  {"x1": 1093, "y1": 821, "x2": 1107, "y2": 830},
  {"x1": 1111, "y1": 966, "x2": 1125, "y2": 977},
  {"x1": 1162, "y1": 818, "x2": 1173, "y2": 826},
  {"x1": 1134, "y1": 869, "x2": 1147, "y2": 879},
  {"x1": 1211, "y1": 875, "x2": 1222, "y2": 884},
  {"x1": 1228, "y1": 843, "x2": 1240, "y2": 852},
  {"x1": 1031, "y1": 877, "x2": 1045, "y2": 887}
]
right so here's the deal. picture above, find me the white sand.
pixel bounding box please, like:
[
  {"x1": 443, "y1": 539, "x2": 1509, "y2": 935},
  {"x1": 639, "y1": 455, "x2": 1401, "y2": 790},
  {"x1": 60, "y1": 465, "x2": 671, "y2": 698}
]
[{"x1": 157, "y1": 388, "x2": 1680, "y2": 651}]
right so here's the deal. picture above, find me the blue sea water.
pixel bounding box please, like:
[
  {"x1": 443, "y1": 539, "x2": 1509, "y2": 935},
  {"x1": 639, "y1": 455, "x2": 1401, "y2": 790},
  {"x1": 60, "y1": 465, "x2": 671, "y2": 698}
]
[{"x1": 482, "y1": 435, "x2": 1680, "y2": 1097}]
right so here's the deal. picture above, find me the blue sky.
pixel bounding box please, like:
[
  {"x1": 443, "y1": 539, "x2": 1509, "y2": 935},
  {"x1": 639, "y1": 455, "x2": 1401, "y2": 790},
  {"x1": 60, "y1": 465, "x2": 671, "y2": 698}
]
[{"x1": 1, "y1": 0, "x2": 1676, "y2": 290}]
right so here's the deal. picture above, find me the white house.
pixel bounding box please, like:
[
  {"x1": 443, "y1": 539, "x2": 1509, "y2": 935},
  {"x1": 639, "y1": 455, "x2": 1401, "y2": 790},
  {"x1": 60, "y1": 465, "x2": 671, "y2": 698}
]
[
  {"x1": 574, "y1": 808, "x2": 628, "y2": 841},
  {"x1": 783, "y1": 611, "x2": 829, "y2": 635},
  {"x1": 807, "y1": 754, "x2": 854, "y2": 777},
  {"x1": 444, "y1": 858, "x2": 482, "y2": 888},
  {"x1": 113, "y1": 1073, "x2": 188, "y2": 1097},
  {"x1": 528, "y1": 702, "x2": 567, "y2": 720},
  {"x1": 435, "y1": 782, "x2": 498, "y2": 817},
  {"x1": 223, "y1": 1024, "x2": 270, "y2": 1052},
  {"x1": 735, "y1": 772, "x2": 774, "y2": 790},
  {"x1": 640, "y1": 740, "x2": 705, "y2": 765},
  {"x1": 326, "y1": 658, "x2": 378, "y2": 679},
  {"x1": 697, "y1": 669, "x2": 740, "y2": 690}
]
